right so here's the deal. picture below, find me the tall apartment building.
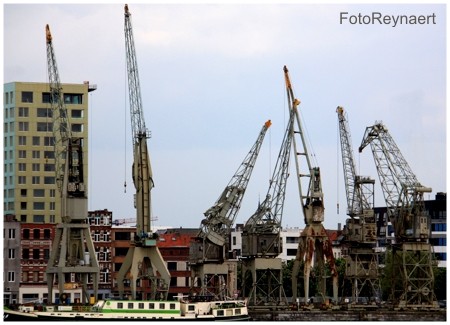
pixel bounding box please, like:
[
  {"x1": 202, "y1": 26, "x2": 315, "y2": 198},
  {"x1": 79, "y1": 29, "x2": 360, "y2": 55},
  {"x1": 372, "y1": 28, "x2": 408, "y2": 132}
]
[{"x1": 3, "y1": 81, "x2": 95, "y2": 224}]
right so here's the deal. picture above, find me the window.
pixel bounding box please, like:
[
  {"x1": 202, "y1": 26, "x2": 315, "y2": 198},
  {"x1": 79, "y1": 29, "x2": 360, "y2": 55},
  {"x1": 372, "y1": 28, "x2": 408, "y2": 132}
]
[
  {"x1": 20, "y1": 202, "x2": 27, "y2": 209},
  {"x1": 117, "y1": 303, "x2": 123, "y2": 309},
  {"x1": 287, "y1": 249, "x2": 298, "y2": 256},
  {"x1": 170, "y1": 303, "x2": 176, "y2": 310},
  {"x1": 18, "y1": 136, "x2": 26, "y2": 145},
  {"x1": 34, "y1": 202, "x2": 45, "y2": 210},
  {"x1": 18, "y1": 163, "x2": 26, "y2": 172},
  {"x1": 168, "y1": 262, "x2": 177, "y2": 271},
  {"x1": 44, "y1": 229, "x2": 51, "y2": 239},
  {"x1": 32, "y1": 151, "x2": 40, "y2": 159},
  {"x1": 32, "y1": 136, "x2": 40, "y2": 146},
  {"x1": 44, "y1": 177, "x2": 55, "y2": 184},
  {"x1": 37, "y1": 122, "x2": 52, "y2": 132},
  {"x1": 44, "y1": 151, "x2": 55, "y2": 159},
  {"x1": 18, "y1": 107, "x2": 29, "y2": 117},
  {"x1": 32, "y1": 163, "x2": 40, "y2": 172},
  {"x1": 50, "y1": 189, "x2": 56, "y2": 197},
  {"x1": 8, "y1": 248, "x2": 15, "y2": 259},
  {"x1": 71, "y1": 109, "x2": 83, "y2": 118},
  {"x1": 18, "y1": 176, "x2": 26, "y2": 184},
  {"x1": 286, "y1": 237, "x2": 299, "y2": 244},
  {"x1": 32, "y1": 176, "x2": 40, "y2": 184},
  {"x1": 21, "y1": 189, "x2": 27, "y2": 197},
  {"x1": 45, "y1": 164, "x2": 55, "y2": 172},
  {"x1": 42, "y1": 92, "x2": 50, "y2": 103},
  {"x1": 149, "y1": 303, "x2": 154, "y2": 309},
  {"x1": 64, "y1": 93, "x2": 82, "y2": 104},
  {"x1": 33, "y1": 249, "x2": 40, "y2": 259},
  {"x1": 21, "y1": 91, "x2": 33, "y2": 103},
  {"x1": 19, "y1": 150, "x2": 26, "y2": 159},
  {"x1": 23, "y1": 249, "x2": 29, "y2": 259},
  {"x1": 128, "y1": 303, "x2": 134, "y2": 309},
  {"x1": 72, "y1": 124, "x2": 83, "y2": 132},
  {"x1": 33, "y1": 229, "x2": 40, "y2": 239},
  {"x1": 43, "y1": 136, "x2": 54, "y2": 146},
  {"x1": 33, "y1": 215, "x2": 44, "y2": 223},
  {"x1": 18, "y1": 121, "x2": 29, "y2": 131},
  {"x1": 159, "y1": 303, "x2": 165, "y2": 309},
  {"x1": 37, "y1": 108, "x2": 52, "y2": 118},
  {"x1": 7, "y1": 272, "x2": 15, "y2": 282},
  {"x1": 138, "y1": 303, "x2": 144, "y2": 309}
]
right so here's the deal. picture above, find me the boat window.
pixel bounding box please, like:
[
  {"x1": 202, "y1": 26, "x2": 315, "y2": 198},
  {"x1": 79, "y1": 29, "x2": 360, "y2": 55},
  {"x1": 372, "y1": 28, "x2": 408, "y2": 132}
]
[
  {"x1": 235, "y1": 308, "x2": 241, "y2": 315},
  {"x1": 159, "y1": 303, "x2": 165, "y2": 309},
  {"x1": 117, "y1": 303, "x2": 123, "y2": 309},
  {"x1": 188, "y1": 305, "x2": 195, "y2": 311},
  {"x1": 217, "y1": 310, "x2": 224, "y2": 316},
  {"x1": 138, "y1": 303, "x2": 144, "y2": 309},
  {"x1": 128, "y1": 303, "x2": 134, "y2": 309},
  {"x1": 170, "y1": 303, "x2": 176, "y2": 310},
  {"x1": 149, "y1": 303, "x2": 154, "y2": 309}
]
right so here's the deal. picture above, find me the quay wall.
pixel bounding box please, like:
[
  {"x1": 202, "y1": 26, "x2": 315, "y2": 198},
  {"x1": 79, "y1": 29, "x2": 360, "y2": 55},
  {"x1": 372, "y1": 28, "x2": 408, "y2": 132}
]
[{"x1": 249, "y1": 309, "x2": 447, "y2": 321}]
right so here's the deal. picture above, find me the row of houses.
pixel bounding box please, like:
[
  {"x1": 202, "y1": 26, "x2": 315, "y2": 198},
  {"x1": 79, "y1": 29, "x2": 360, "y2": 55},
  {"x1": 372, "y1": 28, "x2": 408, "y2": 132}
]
[{"x1": 3, "y1": 193, "x2": 446, "y2": 305}]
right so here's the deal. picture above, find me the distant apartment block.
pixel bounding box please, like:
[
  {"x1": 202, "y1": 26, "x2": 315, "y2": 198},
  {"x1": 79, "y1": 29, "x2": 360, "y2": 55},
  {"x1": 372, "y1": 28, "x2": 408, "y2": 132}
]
[{"x1": 3, "y1": 81, "x2": 95, "y2": 224}]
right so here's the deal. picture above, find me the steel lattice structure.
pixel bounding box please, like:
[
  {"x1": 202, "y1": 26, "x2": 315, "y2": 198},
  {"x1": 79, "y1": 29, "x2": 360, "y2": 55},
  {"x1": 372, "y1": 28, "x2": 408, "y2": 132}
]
[
  {"x1": 45, "y1": 24, "x2": 99, "y2": 304},
  {"x1": 336, "y1": 106, "x2": 380, "y2": 304},
  {"x1": 240, "y1": 106, "x2": 294, "y2": 308},
  {"x1": 189, "y1": 120, "x2": 271, "y2": 299},
  {"x1": 285, "y1": 66, "x2": 338, "y2": 305},
  {"x1": 359, "y1": 122, "x2": 438, "y2": 309},
  {"x1": 116, "y1": 4, "x2": 170, "y2": 301}
]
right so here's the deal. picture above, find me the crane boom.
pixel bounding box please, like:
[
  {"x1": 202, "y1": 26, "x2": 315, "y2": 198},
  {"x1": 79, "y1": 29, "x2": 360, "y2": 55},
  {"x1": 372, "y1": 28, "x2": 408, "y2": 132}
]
[
  {"x1": 117, "y1": 4, "x2": 170, "y2": 301},
  {"x1": 285, "y1": 66, "x2": 337, "y2": 305},
  {"x1": 199, "y1": 120, "x2": 272, "y2": 247},
  {"x1": 336, "y1": 106, "x2": 379, "y2": 304},
  {"x1": 189, "y1": 119, "x2": 271, "y2": 298},
  {"x1": 359, "y1": 121, "x2": 437, "y2": 308},
  {"x1": 45, "y1": 24, "x2": 99, "y2": 305},
  {"x1": 359, "y1": 122, "x2": 430, "y2": 240},
  {"x1": 240, "y1": 105, "x2": 293, "y2": 308},
  {"x1": 242, "y1": 111, "x2": 293, "y2": 253}
]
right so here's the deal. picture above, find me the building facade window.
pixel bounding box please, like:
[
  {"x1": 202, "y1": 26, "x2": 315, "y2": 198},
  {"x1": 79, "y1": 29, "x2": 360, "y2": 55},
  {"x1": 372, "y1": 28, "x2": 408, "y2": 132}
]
[
  {"x1": 37, "y1": 107, "x2": 52, "y2": 118},
  {"x1": 7, "y1": 272, "x2": 15, "y2": 282},
  {"x1": 18, "y1": 107, "x2": 29, "y2": 117},
  {"x1": 21, "y1": 91, "x2": 33, "y2": 103},
  {"x1": 18, "y1": 121, "x2": 29, "y2": 131},
  {"x1": 64, "y1": 93, "x2": 82, "y2": 104}
]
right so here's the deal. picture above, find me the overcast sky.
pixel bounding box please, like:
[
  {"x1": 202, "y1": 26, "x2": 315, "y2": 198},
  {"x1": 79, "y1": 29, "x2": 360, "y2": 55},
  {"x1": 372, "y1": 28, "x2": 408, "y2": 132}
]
[{"x1": 3, "y1": 2, "x2": 447, "y2": 230}]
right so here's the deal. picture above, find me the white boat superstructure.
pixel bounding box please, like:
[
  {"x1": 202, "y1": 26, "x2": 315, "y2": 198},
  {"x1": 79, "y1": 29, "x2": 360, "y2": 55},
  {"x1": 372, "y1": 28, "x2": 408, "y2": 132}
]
[{"x1": 5, "y1": 297, "x2": 250, "y2": 321}]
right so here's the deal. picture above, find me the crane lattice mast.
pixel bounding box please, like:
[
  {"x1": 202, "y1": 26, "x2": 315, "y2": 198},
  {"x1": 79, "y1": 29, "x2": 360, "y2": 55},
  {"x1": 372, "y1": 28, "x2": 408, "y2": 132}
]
[
  {"x1": 359, "y1": 122, "x2": 437, "y2": 309},
  {"x1": 285, "y1": 66, "x2": 338, "y2": 305},
  {"x1": 116, "y1": 4, "x2": 170, "y2": 301},
  {"x1": 45, "y1": 24, "x2": 99, "y2": 304},
  {"x1": 240, "y1": 107, "x2": 294, "y2": 307},
  {"x1": 336, "y1": 106, "x2": 380, "y2": 304},
  {"x1": 189, "y1": 120, "x2": 271, "y2": 299}
]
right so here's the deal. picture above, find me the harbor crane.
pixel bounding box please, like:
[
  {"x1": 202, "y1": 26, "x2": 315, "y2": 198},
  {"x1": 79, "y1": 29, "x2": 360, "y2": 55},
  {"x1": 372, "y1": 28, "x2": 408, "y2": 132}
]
[
  {"x1": 336, "y1": 106, "x2": 380, "y2": 304},
  {"x1": 240, "y1": 105, "x2": 294, "y2": 308},
  {"x1": 189, "y1": 120, "x2": 271, "y2": 299},
  {"x1": 116, "y1": 4, "x2": 171, "y2": 300},
  {"x1": 45, "y1": 24, "x2": 99, "y2": 304},
  {"x1": 286, "y1": 66, "x2": 338, "y2": 305},
  {"x1": 359, "y1": 122, "x2": 438, "y2": 309}
]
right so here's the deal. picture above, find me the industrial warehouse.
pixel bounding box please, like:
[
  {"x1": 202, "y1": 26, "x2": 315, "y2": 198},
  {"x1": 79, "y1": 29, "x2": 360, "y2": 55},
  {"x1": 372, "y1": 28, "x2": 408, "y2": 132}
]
[{"x1": 3, "y1": 3, "x2": 446, "y2": 322}]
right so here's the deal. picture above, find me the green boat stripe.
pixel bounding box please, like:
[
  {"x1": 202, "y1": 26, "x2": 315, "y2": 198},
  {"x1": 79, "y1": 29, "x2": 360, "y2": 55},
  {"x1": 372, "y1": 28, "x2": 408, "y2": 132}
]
[{"x1": 101, "y1": 309, "x2": 180, "y2": 314}]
